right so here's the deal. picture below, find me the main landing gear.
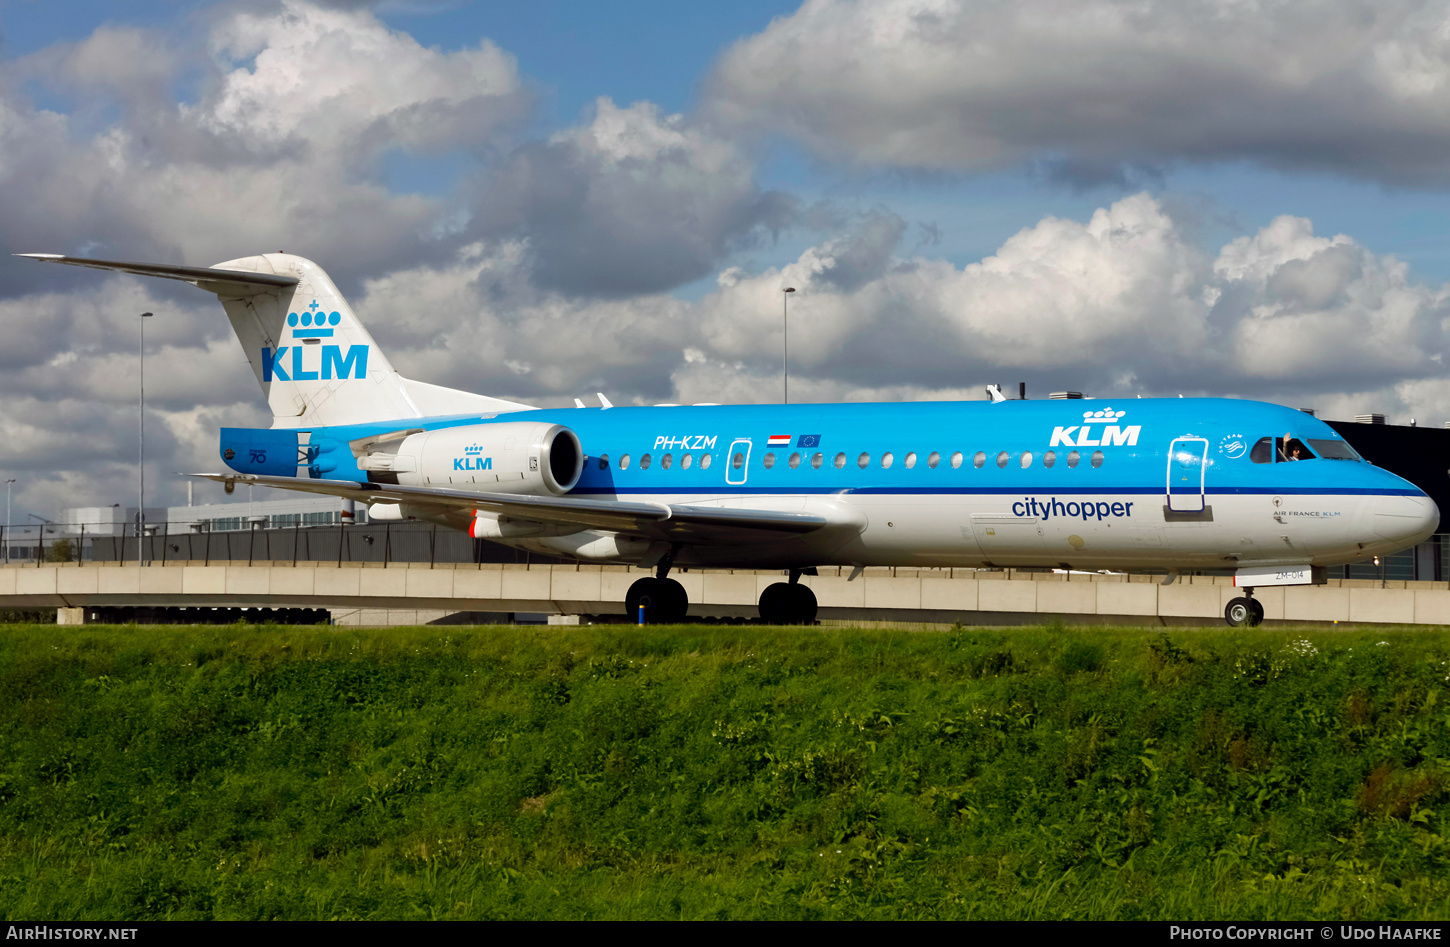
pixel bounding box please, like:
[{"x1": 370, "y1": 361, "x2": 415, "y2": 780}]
[
  {"x1": 1225, "y1": 588, "x2": 1264, "y2": 627},
  {"x1": 627, "y1": 548, "x2": 688, "y2": 624},
  {"x1": 623, "y1": 556, "x2": 820, "y2": 626},
  {"x1": 757, "y1": 569, "x2": 818, "y2": 625}
]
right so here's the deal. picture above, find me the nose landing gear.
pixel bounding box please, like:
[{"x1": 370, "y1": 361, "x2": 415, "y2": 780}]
[{"x1": 1225, "y1": 588, "x2": 1264, "y2": 627}]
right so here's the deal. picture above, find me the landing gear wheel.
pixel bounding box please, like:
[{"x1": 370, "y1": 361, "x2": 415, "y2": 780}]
[
  {"x1": 1225, "y1": 596, "x2": 1254, "y2": 627},
  {"x1": 626, "y1": 577, "x2": 689, "y2": 624},
  {"x1": 790, "y1": 583, "x2": 818, "y2": 625},
  {"x1": 758, "y1": 582, "x2": 818, "y2": 624}
]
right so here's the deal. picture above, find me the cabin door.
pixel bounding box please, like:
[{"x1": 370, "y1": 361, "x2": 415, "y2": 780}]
[
  {"x1": 725, "y1": 438, "x2": 752, "y2": 486},
  {"x1": 1166, "y1": 437, "x2": 1208, "y2": 513}
]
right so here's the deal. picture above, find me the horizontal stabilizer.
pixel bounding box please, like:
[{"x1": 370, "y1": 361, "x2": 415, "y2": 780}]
[{"x1": 16, "y1": 253, "x2": 298, "y2": 296}]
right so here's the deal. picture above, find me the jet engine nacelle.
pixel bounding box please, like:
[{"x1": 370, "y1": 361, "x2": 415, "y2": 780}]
[{"x1": 356, "y1": 421, "x2": 583, "y2": 496}]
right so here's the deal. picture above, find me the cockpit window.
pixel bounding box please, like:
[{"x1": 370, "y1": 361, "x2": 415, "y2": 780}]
[
  {"x1": 1278, "y1": 437, "x2": 1315, "y2": 461},
  {"x1": 1250, "y1": 437, "x2": 1274, "y2": 464},
  {"x1": 1307, "y1": 438, "x2": 1361, "y2": 461}
]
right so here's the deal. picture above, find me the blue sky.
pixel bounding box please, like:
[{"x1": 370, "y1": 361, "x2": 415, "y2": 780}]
[{"x1": 7, "y1": 0, "x2": 1448, "y2": 281}]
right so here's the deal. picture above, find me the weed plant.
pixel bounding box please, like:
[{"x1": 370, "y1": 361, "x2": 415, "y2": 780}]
[{"x1": 0, "y1": 622, "x2": 1448, "y2": 919}]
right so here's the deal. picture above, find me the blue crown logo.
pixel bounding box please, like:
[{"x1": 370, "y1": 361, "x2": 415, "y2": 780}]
[
  {"x1": 287, "y1": 299, "x2": 341, "y2": 337},
  {"x1": 464, "y1": 444, "x2": 484, "y2": 455}
]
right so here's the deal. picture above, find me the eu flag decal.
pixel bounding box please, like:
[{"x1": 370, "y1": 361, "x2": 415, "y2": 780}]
[{"x1": 797, "y1": 434, "x2": 821, "y2": 448}]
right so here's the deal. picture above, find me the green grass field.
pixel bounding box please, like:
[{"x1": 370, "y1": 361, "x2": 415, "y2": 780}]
[{"x1": 1, "y1": 621, "x2": 1448, "y2": 920}]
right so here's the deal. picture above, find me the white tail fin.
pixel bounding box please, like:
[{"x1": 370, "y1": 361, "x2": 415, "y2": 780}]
[{"x1": 18, "y1": 251, "x2": 532, "y2": 427}]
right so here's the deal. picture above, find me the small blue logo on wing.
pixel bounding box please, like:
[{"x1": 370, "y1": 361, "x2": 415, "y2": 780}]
[{"x1": 454, "y1": 444, "x2": 493, "y2": 472}]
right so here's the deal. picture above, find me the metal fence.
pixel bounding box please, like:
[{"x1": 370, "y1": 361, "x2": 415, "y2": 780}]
[
  {"x1": 2, "y1": 521, "x2": 566, "y2": 567},
  {"x1": 3, "y1": 519, "x2": 1445, "y2": 580}
]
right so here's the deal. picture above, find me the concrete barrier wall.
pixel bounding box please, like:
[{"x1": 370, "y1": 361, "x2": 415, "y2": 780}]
[{"x1": 7, "y1": 561, "x2": 1450, "y2": 625}]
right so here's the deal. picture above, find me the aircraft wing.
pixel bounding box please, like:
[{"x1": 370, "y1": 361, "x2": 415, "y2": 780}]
[
  {"x1": 187, "y1": 473, "x2": 831, "y2": 542},
  {"x1": 16, "y1": 254, "x2": 298, "y2": 297}
]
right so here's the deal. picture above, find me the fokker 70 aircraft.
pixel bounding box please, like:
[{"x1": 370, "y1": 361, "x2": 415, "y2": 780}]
[{"x1": 20, "y1": 251, "x2": 1439, "y2": 625}]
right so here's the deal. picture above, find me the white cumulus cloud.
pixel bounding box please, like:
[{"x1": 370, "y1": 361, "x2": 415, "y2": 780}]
[{"x1": 707, "y1": 0, "x2": 1450, "y2": 184}]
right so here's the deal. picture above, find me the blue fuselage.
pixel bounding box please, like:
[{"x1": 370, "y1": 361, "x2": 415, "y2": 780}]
[{"x1": 220, "y1": 397, "x2": 1437, "y2": 571}]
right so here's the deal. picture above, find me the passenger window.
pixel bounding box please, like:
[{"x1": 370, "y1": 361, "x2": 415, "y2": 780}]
[
  {"x1": 763, "y1": 452, "x2": 775, "y2": 469},
  {"x1": 927, "y1": 451, "x2": 940, "y2": 469},
  {"x1": 640, "y1": 453, "x2": 652, "y2": 470},
  {"x1": 789, "y1": 452, "x2": 801, "y2": 469},
  {"x1": 904, "y1": 452, "x2": 916, "y2": 469},
  {"x1": 1020, "y1": 451, "x2": 1033, "y2": 468},
  {"x1": 1091, "y1": 450, "x2": 1104, "y2": 468},
  {"x1": 973, "y1": 451, "x2": 985, "y2": 469},
  {"x1": 599, "y1": 454, "x2": 609, "y2": 470},
  {"x1": 1066, "y1": 451, "x2": 1080, "y2": 468},
  {"x1": 951, "y1": 451, "x2": 963, "y2": 469},
  {"x1": 681, "y1": 454, "x2": 693, "y2": 470},
  {"x1": 995, "y1": 451, "x2": 1008, "y2": 468},
  {"x1": 662, "y1": 453, "x2": 673, "y2": 469},
  {"x1": 731, "y1": 451, "x2": 744, "y2": 470},
  {"x1": 811, "y1": 452, "x2": 823, "y2": 469},
  {"x1": 700, "y1": 454, "x2": 712, "y2": 470},
  {"x1": 620, "y1": 454, "x2": 631, "y2": 470},
  {"x1": 834, "y1": 453, "x2": 846, "y2": 469},
  {"x1": 881, "y1": 452, "x2": 894, "y2": 469},
  {"x1": 1250, "y1": 437, "x2": 1273, "y2": 464},
  {"x1": 858, "y1": 452, "x2": 870, "y2": 469},
  {"x1": 1043, "y1": 450, "x2": 1056, "y2": 468}
]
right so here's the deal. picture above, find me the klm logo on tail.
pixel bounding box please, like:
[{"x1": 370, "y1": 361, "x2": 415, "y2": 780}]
[
  {"x1": 261, "y1": 299, "x2": 369, "y2": 382},
  {"x1": 262, "y1": 344, "x2": 368, "y2": 382}
]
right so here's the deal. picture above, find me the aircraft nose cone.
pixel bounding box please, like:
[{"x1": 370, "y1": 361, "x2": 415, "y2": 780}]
[{"x1": 1372, "y1": 494, "x2": 1440, "y2": 548}]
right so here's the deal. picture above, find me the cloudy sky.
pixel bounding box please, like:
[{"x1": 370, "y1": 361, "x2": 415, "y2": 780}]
[{"x1": 5, "y1": 0, "x2": 1450, "y2": 517}]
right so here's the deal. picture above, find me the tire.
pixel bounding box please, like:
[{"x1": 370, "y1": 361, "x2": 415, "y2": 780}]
[
  {"x1": 1248, "y1": 598, "x2": 1264, "y2": 627},
  {"x1": 655, "y1": 578, "x2": 689, "y2": 624},
  {"x1": 626, "y1": 577, "x2": 660, "y2": 624},
  {"x1": 626, "y1": 577, "x2": 688, "y2": 624},
  {"x1": 1225, "y1": 596, "x2": 1252, "y2": 627},
  {"x1": 789, "y1": 583, "x2": 818, "y2": 625},
  {"x1": 758, "y1": 582, "x2": 794, "y2": 624}
]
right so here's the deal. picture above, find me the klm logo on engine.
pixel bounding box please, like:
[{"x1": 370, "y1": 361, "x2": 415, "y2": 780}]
[
  {"x1": 1050, "y1": 408, "x2": 1141, "y2": 448},
  {"x1": 261, "y1": 344, "x2": 368, "y2": 382},
  {"x1": 454, "y1": 444, "x2": 492, "y2": 472}
]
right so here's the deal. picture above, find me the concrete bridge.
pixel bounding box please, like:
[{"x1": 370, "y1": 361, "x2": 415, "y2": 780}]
[{"x1": 5, "y1": 560, "x2": 1450, "y2": 626}]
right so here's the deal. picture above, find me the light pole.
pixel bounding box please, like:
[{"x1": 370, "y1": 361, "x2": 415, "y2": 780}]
[
  {"x1": 3, "y1": 479, "x2": 13, "y2": 563},
  {"x1": 139, "y1": 311, "x2": 152, "y2": 566},
  {"x1": 782, "y1": 287, "x2": 796, "y2": 404}
]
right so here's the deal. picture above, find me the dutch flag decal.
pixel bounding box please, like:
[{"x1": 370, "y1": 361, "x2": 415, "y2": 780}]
[{"x1": 768, "y1": 434, "x2": 791, "y2": 447}]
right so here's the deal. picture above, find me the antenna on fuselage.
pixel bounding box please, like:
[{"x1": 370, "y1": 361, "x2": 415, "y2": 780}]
[
  {"x1": 985, "y1": 384, "x2": 1007, "y2": 403},
  {"x1": 596, "y1": 393, "x2": 614, "y2": 409}
]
